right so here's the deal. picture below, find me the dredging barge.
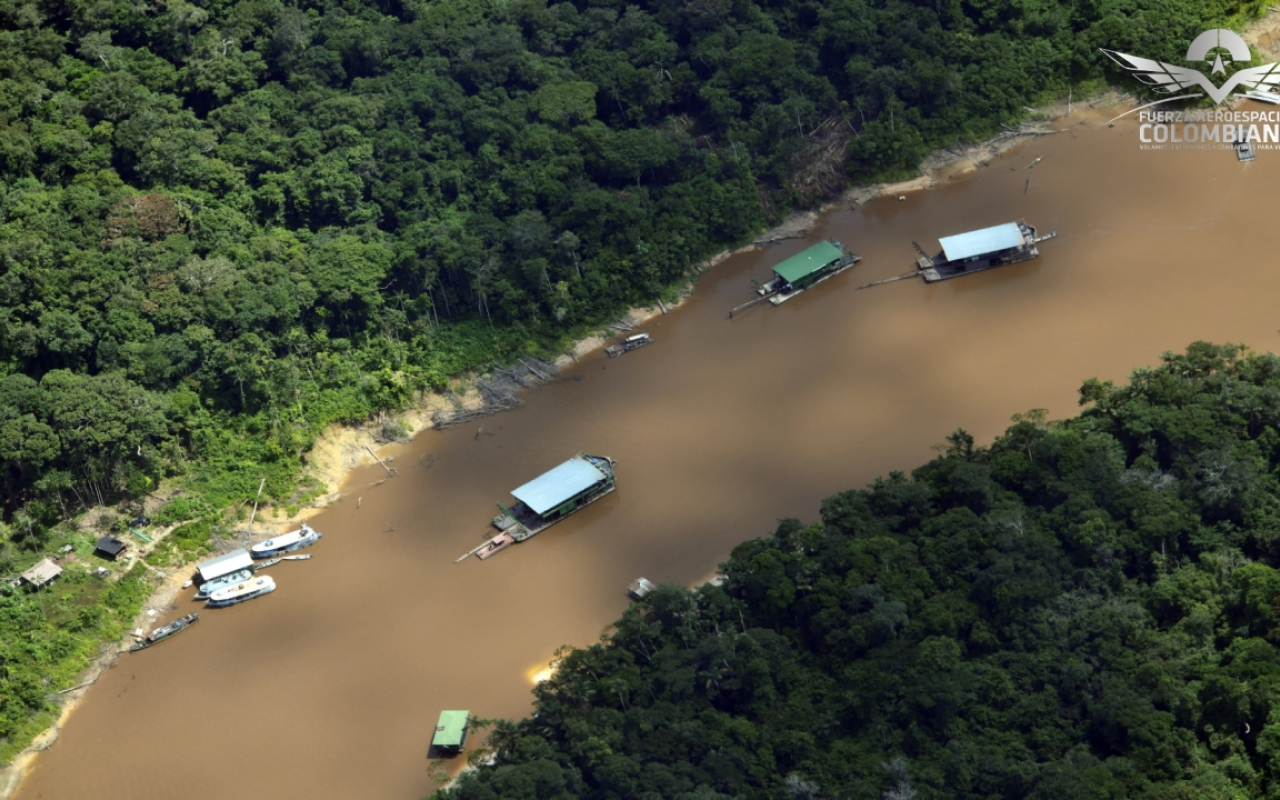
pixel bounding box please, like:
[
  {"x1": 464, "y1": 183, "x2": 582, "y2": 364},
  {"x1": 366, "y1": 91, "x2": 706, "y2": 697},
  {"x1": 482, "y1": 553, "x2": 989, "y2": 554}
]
[
  {"x1": 914, "y1": 220, "x2": 1056, "y2": 282},
  {"x1": 730, "y1": 240, "x2": 859, "y2": 316},
  {"x1": 464, "y1": 453, "x2": 616, "y2": 561}
]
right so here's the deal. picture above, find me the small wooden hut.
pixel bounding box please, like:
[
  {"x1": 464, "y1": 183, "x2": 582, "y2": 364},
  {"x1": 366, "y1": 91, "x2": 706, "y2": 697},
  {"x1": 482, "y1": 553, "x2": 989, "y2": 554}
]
[
  {"x1": 94, "y1": 537, "x2": 127, "y2": 560},
  {"x1": 19, "y1": 558, "x2": 62, "y2": 590}
]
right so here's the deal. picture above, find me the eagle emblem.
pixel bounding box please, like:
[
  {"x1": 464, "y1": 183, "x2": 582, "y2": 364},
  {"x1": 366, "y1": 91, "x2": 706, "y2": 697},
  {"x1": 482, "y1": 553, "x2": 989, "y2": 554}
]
[{"x1": 1102, "y1": 29, "x2": 1280, "y2": 106}]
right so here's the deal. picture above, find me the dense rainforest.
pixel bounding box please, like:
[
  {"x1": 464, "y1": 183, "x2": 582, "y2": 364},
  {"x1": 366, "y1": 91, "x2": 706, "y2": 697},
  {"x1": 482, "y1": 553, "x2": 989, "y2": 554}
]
[
  {"x1": 0, "y1": 0, "x2": 1267, "y2": 769},
  {"x1": 0, "y1": 0, "x2": 1263, "y2": 535},
  {"x1": 441, "y1": 343, "x2": 1280, "y2": 800}
]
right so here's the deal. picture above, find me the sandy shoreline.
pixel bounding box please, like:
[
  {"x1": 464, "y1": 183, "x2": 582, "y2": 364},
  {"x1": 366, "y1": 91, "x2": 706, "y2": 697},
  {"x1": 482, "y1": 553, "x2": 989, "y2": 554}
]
[{"x1": 0, "y1": 87, "x2": 1132, "y2": 800}]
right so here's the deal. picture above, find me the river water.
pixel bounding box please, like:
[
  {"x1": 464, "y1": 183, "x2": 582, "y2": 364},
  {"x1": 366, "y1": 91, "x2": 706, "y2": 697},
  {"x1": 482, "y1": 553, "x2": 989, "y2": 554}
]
[{"x1": 15, "y1": 110, "x2": 1280, "y2": 799}]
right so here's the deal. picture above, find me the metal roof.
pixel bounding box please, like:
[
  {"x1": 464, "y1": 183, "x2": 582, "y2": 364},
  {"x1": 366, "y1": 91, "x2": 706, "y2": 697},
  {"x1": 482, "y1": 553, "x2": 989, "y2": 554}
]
[
  {"x1": 197, "y1": 548, "x2": 254, "y2": 581},
  {"x1": 511, "y1": 455, "x2": 609, "y2": 515},
  {"x1": 20, "y1": 558, "x2": 61, "y2": 587},
  {"x1": 772, "y1": 241, "x2": 844, "y2": 283},
  {"x1": 95, "y1": 537, "x2": 126, "y2": 555},
  {"x1": 432, "y1": 710, "x2": 469, "y2": 747},
  {"x1": 938, "y1": 223, "x2": 1026, "y2": 261}
]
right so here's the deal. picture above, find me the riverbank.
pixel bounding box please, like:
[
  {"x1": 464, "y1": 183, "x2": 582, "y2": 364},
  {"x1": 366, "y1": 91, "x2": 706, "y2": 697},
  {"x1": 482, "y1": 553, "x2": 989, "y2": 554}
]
[
  {"x1": 0, "y1": 564, "x2": 191, "y2": 798},
  {"x1": 23, "y1": 48, "x2": 1280, "y2": 795},
  {"x1": 201, "y1": 85, "x2": 1144, "y2": 537},
  {"x1": 0, "y1": 87, "x2": 1131, "y2": 800}
]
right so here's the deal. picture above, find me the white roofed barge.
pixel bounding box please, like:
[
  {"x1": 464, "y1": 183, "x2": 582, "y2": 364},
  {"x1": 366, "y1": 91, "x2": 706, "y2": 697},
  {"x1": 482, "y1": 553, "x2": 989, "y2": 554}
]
[
  {"x1": 469, "y1": 453, "x2": 616, "y2": 561},
  {"x1": 914, "y1": 220, "x2": 1056, "y2": 282}
]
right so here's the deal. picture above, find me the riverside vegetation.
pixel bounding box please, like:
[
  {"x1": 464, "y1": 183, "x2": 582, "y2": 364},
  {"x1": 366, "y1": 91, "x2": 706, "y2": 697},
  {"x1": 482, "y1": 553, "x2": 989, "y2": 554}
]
[
  {"x1": 441, "y1": 343, "x2": 1280, "y2": 800},
  {"x1": 0, "y1": 0, "x2": 1267, "y2": 770}
]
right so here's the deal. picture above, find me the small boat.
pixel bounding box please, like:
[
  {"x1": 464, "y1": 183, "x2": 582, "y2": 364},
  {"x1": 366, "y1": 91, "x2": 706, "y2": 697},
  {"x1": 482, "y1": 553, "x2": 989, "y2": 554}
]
[
  {"x1": 250, "y1": 558, "x2": 281, "y2": 571},
  {"x1": 475, "y1": 532, "x2": 516, "y2": 560},
  {"x1": 605, "y1": 333, "x2": 653, "y2": 358},
  {"x1": 281, "y1": 554, "x2": 311, "y2": 561},
  {"x1": 194, "y1": 568, "x2": 253, "y2": 600},
  {"x1": 1245, "y1": 89, "x2": 1280, "y2": 105},
  {"x1": 628, "y1": 578, "x2": 655, "y2": 601},
  {"x1": 432, "y1": 710, "x2": 470, "y2": 756},
  {"x1": 250, "y1": 523, "x2": 322, "y2": 559},
  {"x1": 1237, "y1": 136, "x2": 1257, "y2": 161},
  {"x1": 130, "y1": 613, "x2": 199, "y2": 652},
  {"x1": 206, "y1": 576, "x2": 276, "y2": 608}
]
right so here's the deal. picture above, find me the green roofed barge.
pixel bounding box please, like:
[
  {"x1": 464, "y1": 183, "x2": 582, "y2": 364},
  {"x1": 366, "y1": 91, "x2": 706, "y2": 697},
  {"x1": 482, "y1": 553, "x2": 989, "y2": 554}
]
[
  {"x1": 757, "y1": 240, "x2": 859, "y2": 305},
  {"x1": 432, "y1": 710, "x2": 469, "y2": 755}
]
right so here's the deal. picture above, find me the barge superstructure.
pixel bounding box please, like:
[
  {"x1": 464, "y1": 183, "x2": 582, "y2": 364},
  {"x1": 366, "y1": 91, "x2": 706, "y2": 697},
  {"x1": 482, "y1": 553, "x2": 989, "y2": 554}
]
[
  {"x1": 472, "y1": 453, "x2": 616, "y2": 560},
  {"x1": 915, "y1": 220, "x2": 1056, "y2": 282},
  {"x1": 730, "y1": 240, "x2": 859, "y2": 316}
]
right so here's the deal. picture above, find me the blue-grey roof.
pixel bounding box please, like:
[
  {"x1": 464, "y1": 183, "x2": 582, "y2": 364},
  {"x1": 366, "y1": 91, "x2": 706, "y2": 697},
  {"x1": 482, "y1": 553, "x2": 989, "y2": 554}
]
[
  {"x1": 512, "y1": 455, "x2": 609, "y2": 515},
  {"x1": 938, "y1": 223, "x2": 1025, "y2": 261},
  {"x1": 197, "y1": 548, "x2": 254, "y2": 581}
]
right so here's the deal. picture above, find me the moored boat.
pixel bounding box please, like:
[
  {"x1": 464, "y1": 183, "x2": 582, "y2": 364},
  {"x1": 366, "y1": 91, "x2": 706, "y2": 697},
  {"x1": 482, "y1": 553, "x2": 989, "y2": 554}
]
[
  {"x1": 432, "y1": 710, "x2": 470, "y2": 756},
  {"x1": 250, "y1": 523, "x2": 321, "y2": 558},
  {"x1": 194, "y1": 568, "x2": 253, "y2": 600},
  {"x1": 250, "y1": 557, "x2": 281, "y2": 571},
  {"x1": 130, "y1": 613, "x2": 199, "y2": 652},
  {"x1": 605, "y1": 333, "x2": 653, "y2": 357},
  {"x1": 206, "y1": 575, "x2": 276, "y2": 608}
]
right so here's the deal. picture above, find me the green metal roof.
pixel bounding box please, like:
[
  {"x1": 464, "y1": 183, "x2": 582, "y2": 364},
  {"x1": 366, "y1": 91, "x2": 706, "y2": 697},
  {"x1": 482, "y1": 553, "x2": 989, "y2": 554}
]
[
  {"x1": 432, "y1": 710, "x2": 469, "y2": 747},
  {"x1": 772, "y1": 241, "x2": 844, "y2": 283}
]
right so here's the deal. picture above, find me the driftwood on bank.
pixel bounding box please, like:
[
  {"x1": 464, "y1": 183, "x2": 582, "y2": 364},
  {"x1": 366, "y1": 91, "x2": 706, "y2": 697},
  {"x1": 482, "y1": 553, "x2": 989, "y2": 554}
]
[{"x1": 431, "y1": 357, "x2": 561, "y2": 430}]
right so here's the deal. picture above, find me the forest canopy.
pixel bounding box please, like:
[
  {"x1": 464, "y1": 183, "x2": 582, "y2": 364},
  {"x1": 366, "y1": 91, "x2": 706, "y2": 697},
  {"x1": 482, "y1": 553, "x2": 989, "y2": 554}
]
[
  {"x1": 0, "y1": 0, "x2": 1263, "y2": 535},
  {"x1": 440, "y1": 342, "x2": 1280, "y2": 800}
]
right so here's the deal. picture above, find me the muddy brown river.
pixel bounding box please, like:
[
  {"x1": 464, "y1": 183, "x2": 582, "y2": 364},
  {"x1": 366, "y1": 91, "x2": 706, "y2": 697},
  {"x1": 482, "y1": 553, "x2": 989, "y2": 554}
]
[{"x1": 15, "y1": 109, "x2": 1280, "y2": 799}]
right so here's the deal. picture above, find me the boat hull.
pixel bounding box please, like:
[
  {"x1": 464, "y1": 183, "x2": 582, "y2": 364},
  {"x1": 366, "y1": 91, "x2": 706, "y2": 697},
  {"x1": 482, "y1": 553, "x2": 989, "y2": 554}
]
[
  {"x1": 130, "y1": 613, "x2": 200, "y2": 652},
  {"x1": 206, "y1": 576, "x2": 276, "y2": 608},
  {"x1": 194, "y1": 569, "x2": 253, "y2": 600},
  {"x1": 250, "y1": 527, "x2": 322, "y2": 559}
]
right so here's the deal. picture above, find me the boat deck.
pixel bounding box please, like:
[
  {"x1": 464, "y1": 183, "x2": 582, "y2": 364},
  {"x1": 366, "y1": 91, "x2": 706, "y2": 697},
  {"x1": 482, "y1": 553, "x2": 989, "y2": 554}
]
[
  {"x1": 765, "y1": 254, "x2": 860, "y2": 305},
  {"x1": 496, "y1": 484, "x2": 616, "y2": 541},
  {"x1": 921, "y1": 247, "x2": 1040, "y2": 282}
]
